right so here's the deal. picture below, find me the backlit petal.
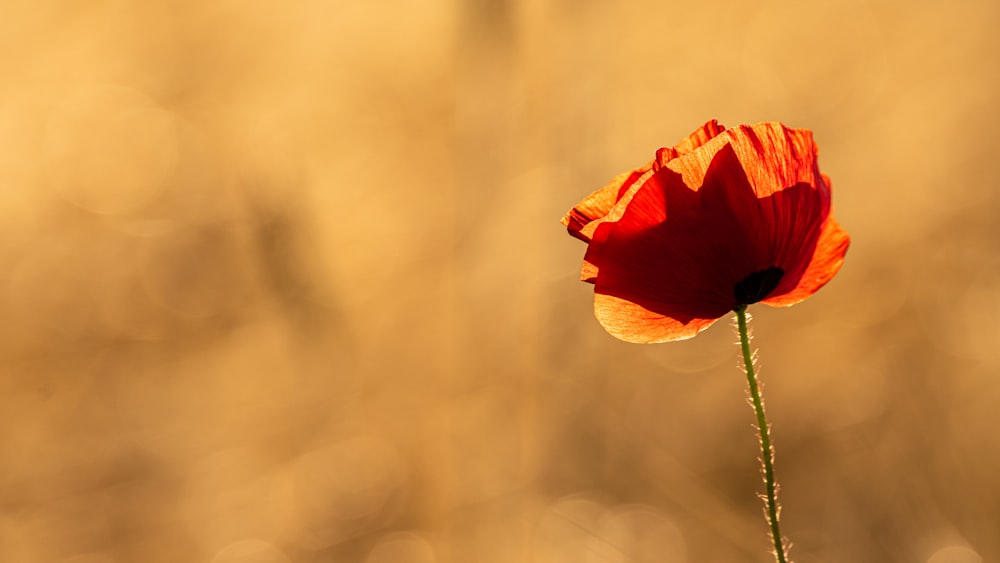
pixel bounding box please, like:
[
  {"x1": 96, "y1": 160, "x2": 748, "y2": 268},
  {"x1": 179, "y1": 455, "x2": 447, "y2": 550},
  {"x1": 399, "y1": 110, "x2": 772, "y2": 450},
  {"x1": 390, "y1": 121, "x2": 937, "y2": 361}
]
[
  {"x1": 663, "y1": 124, "x2": 831, "y2": 299},
  {"x1": 562, "y1": 166, "x2": 650, "y2": 242},
  {"x1": 586, "y1": 165, "x2": 736, "y2": 335},
  {"x1": 763, "y1": 215, "x2": 850, "y2": 307},
  {"x1": 672, "y1": 119, "x2": 726, "y2": 156},
  {"x1": 594, "y1": 293, "x2": 722, "y2": 343},
  {"x1": 562, "y1": 120, "x2": 727, "y2": 243},
  {"x1": 578, "y1": 168, "x2": 656, "y2": 282},
  {"x1": 724, "y1": 123, "x2": 825, "y2": 199}
]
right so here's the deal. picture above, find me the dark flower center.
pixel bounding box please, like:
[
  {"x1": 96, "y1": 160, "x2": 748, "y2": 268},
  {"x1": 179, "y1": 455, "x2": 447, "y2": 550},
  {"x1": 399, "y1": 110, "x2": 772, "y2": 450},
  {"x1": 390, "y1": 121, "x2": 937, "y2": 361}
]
[{"x1": 734, "y1": 267, "x2": 785, "y2": 307}]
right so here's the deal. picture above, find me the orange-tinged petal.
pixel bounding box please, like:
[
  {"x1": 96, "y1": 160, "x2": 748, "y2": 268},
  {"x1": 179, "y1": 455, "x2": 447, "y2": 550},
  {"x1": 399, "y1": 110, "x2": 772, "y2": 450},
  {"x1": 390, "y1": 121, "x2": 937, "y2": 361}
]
[
  {"x1": 562, "y1": 166, "x2": 650, "y2": 243},
  {"x1": 671, "y1": 119, "x2": 726, "y2": 156},
  {"x1": 578, "y1": 168, "x2": 656, "y2": 282},
  {"x1": 562, "y1": 120, "x2": 727, "y2": 243},
  {"x1": 585, "y1": 162, "x2": 740, "y2": 331},
  {"x1": 763, "y1": 215, "x2": 850, "y2": 307},
  {"x1": 580, "y1": 259, "x2": 599, "y2": 283},
  {"x1": 656, "y1": 123, "x2": 831, "y2": 296},
  {"x1": 595, "y1": 293, "x2": 723, "y2": 343},
  {"x1": 663, "y1": 123, "x2": 823, "y2": 200}
]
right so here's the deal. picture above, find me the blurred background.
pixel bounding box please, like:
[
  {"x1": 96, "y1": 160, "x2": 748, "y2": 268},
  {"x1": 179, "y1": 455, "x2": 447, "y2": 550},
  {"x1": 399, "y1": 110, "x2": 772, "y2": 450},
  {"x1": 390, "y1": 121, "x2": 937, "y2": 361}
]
[{"x1": 1, "y1": 1, "x2": 998, "y2": 561}]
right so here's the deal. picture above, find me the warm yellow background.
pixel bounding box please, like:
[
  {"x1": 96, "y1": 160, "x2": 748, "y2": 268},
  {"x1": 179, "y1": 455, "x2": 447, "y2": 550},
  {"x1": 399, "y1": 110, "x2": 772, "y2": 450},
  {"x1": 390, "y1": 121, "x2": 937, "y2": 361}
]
[{"x1": 1, "y1": 1, "x2": 997, "y2": 562}]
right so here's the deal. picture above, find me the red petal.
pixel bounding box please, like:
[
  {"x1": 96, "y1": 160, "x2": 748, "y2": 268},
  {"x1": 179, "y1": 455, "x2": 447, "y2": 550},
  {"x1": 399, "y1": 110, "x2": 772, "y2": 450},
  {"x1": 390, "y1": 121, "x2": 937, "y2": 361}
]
[
  {"x1": 667, "y1": 123, "x2": 833, "y2": 298},
  {"x1": 721, "y1": 124, "x2": 835, "y2": 297},
  {"x1": 763, "y1": 214, "x2": 850, "y2": 307},
  {"x1": 585, "y1": 164, "x2": 737, "y2": 336},
  {"x1": 562, "y1": 166, "x2": 650, "y2": 243},
  {"x1": 578, "y1": 169, "x2": 656, "y2": 282},
  {"x1": 562, "y1": 120, "x2": 727, "y2": 243}
]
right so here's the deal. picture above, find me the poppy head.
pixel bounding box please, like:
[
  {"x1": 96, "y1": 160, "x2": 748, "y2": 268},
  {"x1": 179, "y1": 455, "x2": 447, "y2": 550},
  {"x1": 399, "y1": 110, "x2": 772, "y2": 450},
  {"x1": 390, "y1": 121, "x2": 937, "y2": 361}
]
[{"x1": 562, "y1": 120, "x2": 850, "y2": 343}]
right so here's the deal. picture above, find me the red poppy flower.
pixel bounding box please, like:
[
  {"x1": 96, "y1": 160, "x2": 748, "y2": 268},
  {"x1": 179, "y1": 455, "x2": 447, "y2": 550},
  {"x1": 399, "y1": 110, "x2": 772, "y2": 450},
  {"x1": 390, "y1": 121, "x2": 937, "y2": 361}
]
[{"x1": 562, "y1": 120, "x2": 850, "y2": 343}]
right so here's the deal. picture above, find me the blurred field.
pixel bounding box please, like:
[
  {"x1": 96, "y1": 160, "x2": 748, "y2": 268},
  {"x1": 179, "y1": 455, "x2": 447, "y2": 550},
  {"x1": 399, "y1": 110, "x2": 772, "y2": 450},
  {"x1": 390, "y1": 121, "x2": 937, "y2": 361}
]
[{"x1": 1, "y1": 1, "x2": 999, "y2": 562}]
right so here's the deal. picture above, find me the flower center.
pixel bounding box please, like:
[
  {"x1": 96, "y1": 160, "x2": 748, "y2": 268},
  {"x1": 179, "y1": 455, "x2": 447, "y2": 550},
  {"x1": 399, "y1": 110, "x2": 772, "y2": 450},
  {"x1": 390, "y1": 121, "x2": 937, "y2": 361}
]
[{"x1": 734, "y1": 267, "x2": 785, "y2": 307}]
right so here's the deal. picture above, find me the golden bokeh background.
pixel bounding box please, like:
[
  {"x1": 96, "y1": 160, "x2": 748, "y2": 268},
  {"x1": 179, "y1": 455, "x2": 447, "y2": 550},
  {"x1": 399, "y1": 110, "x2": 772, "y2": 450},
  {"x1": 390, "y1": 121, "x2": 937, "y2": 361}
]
[{"x1": 1, "y1": 1, "x2": 998, "y2": 562}]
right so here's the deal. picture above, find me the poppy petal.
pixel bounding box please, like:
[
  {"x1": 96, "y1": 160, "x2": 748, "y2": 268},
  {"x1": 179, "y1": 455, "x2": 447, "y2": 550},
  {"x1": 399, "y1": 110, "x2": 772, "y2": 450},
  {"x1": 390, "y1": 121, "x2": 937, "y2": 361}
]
[
  {"x1": 719, "y1": 124, "x2": 833, "y2": 297},
  {"x1": 586, "y1": 165, "x2": 736, "y2": 333},
  {"x1": 562, "y1": 120, "x2": 727, "y2": 243},
  {"x1": 763, "y1": 214, "x2": 850, "y2": 307},
  {"x1": 664, "y1": 124, "x2": 831, "y2": 300},
  {"x1": 578, "y1": 168, "x2": 657, "y2": 282},
  {"x1": 562, "y1": 166, "x2": 650, "y2": 243},
  {"x1": 672, "y1": 119, "x2": 726, "y2": 156},
  {"x1": 723, "y1": 123, "x2": 826, "y2": 199},
  {"x1": 594, "y1": 292, "x2": 723, "y2": 343}
]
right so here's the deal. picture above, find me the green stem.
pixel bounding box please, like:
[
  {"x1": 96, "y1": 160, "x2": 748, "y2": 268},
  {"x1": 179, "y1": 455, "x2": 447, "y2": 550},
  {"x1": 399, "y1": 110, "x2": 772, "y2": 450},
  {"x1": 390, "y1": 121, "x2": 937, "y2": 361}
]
[{"x1": 735, "y1": 305, "x2": 788, "y2": 563}]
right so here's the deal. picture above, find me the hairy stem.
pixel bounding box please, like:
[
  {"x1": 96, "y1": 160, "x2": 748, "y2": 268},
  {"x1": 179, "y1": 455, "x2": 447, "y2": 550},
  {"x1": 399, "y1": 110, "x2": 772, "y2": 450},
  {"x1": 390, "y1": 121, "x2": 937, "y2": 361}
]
[{"x1": 735, "y1": 305, "x2": 788, "y2": 563}]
